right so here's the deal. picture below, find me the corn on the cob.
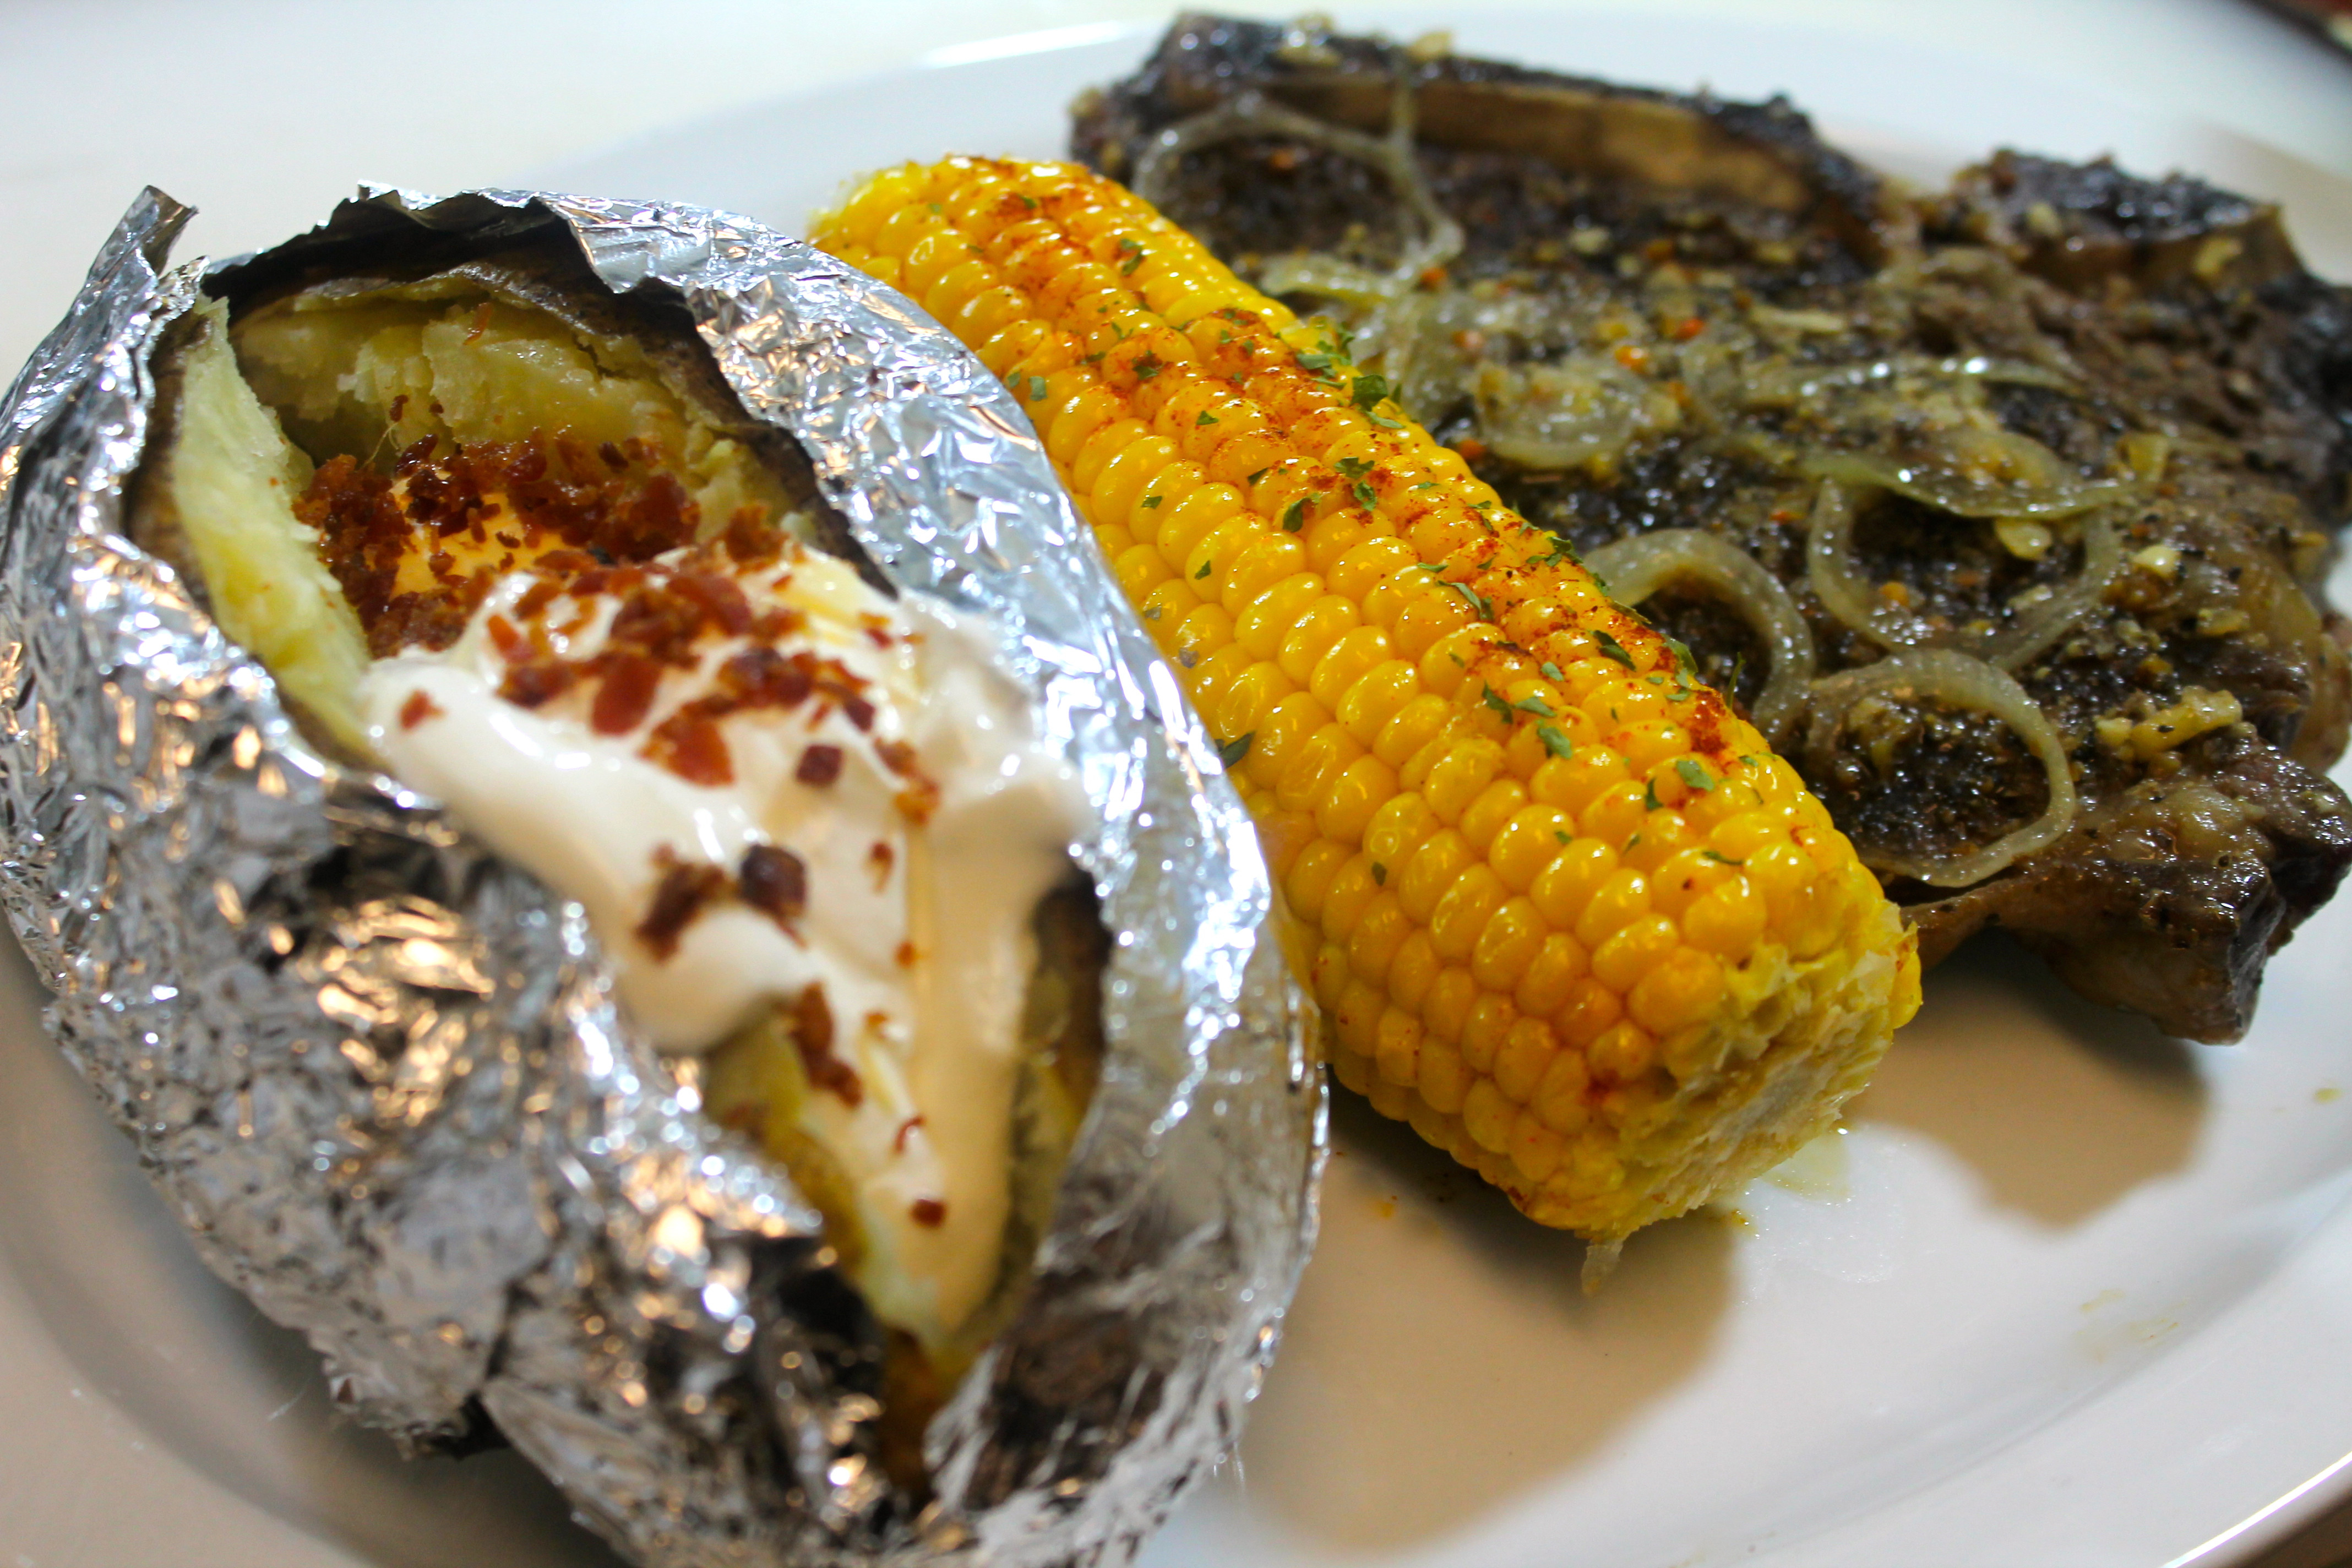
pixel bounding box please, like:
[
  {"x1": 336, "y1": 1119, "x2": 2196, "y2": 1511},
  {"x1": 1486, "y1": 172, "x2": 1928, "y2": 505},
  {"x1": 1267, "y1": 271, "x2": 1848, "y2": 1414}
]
[{"x1": 813, "y1": 157, "x2": 1920, "y2": 1243}]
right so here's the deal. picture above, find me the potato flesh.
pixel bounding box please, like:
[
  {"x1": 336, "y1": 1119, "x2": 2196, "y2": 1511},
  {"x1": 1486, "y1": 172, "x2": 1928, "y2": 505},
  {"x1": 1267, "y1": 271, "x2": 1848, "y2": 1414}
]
[{"x1": 163, "y1": 297, "x2": 373, "y2": 752}]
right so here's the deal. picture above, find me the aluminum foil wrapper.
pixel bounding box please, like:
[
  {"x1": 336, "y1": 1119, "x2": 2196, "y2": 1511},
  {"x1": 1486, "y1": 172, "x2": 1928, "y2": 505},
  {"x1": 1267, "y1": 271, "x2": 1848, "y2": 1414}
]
[{"x1": 0, "y1": 187, "x2": 1324, "y2": 1566}]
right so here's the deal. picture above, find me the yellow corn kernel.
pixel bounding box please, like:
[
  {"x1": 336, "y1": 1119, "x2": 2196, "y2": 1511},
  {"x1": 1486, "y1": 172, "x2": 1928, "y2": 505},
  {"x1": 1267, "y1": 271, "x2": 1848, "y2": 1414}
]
[{"x1": 817, "y1": 157, "x2": 1919, "y2": 1241}]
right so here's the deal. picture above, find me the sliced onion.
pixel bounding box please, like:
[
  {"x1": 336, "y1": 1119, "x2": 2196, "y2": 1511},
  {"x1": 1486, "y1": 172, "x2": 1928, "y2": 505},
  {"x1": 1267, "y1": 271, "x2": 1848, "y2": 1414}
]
[
  {"x1": 1134, "y1": 86, "x2": 1464, "y2": 289},
  {"x1": 1741, "y1": 353, "x2": 2085, "y2": 410},
  {"x1": 1806, "y1": 477, "x2": 2122, "y2": 671},
  {"x1": 1803, "y1": 649, "x2": 2079, "y2": 888},
  {"x1": 1135, "y1": 77, "x2": 1463, "y2": 385},
  {"x1": 1583, "y1": 529, "x2": 1817, "y2": 746},
  {"x1": 1803, "y1": 449, "x2": 2131, "y2": 520}
]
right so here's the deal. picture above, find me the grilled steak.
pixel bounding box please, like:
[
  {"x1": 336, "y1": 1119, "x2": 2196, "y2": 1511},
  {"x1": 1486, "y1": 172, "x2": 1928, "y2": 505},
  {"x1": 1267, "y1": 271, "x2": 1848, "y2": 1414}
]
[{"x1": 1074, "y1": 13, "x2": 2352, "y2": 1042}]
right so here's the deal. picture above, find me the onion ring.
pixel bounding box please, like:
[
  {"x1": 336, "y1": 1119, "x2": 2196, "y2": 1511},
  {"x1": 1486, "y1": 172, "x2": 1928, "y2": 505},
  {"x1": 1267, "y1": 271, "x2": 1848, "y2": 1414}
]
[
  {"x1": 1804, "y1": 648, "x2": 2079, "y2": 887},
  {"x1": 1583, "y1": 528, "x2": 1817, "y2": 745}
]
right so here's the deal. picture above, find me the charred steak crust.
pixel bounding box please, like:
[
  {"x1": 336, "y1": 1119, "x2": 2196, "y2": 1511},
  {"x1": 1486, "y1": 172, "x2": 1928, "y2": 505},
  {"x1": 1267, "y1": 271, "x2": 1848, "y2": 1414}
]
[{"x1": 1077, "y1": 13, "x2": 2352, "y2": 1042}]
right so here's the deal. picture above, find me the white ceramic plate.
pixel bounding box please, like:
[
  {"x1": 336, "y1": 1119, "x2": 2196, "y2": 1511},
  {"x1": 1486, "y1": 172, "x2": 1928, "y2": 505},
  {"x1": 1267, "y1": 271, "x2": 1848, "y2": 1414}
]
[{"x1": 7, "y1": 12, "x2": 2352, "y2": 1568}]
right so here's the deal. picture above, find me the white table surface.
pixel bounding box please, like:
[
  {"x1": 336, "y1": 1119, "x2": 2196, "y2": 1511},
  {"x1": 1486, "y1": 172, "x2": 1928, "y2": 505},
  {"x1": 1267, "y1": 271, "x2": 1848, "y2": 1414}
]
[{"x1": 2, "y1": 2, "x2": 2349, "y2": 1564}]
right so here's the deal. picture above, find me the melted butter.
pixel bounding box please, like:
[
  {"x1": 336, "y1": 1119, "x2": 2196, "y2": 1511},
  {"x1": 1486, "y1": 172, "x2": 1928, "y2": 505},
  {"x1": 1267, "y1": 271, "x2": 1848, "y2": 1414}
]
[{"x1": 359, "y1": 543, "x2": 1091, "y2": 1342}]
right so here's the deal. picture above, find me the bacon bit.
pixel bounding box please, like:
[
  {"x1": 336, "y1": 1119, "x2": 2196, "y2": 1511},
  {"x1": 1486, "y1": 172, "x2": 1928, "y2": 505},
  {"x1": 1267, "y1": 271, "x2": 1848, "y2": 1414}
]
[
  {"x1": 388, "y1": 394, "x2": 409, "y2": 423},
  {"x1": 671, "y1": 570, "x2": 754, "y2": 636},
  {"x1": 792, "y1": 983, "x2": 862, "y2": 1106},
  {"x1": 644, "y1": 710, "x2": 733, "y2": 786},
  {"x1": 498, "y1": 658, "x2": 575, "y2": 709},
  {"x1": 749, "y1": 606, "x2": 805, "y2": 641},
  {"x1": 592, "y1": 653, "x2": 662, "y2": 734},
  {"x1": 867, "y1": 840, "x2": 896, "y2": 888},
  {"x1": 493, "y1": 529, "x2": 522, "y2": 550},
  {"x1": 895, "y1": 780, "x2": 941, "y2": 826},
  {"x1": 634, "y1": 852, "x2": 728, "y2": 961},
  {"x1": 894, "y1": 941, "x2": 917, "y2": 967},
  {"x1": 720, "y1": 645, "x2": 816, "y2": 708},
  {"x1": 716, "y1": 1101, "x2": 763, "y2": 1135},
  {"x1": 723, "y1": 505, "x2": 779, "y2": 565},
  {"x1": 464, "y1": 301, "x2": 494, "y2": 343},
  {"x1": 794, "y1": 743, "x2": 845, "y2": 786},
  {"x1": 908, "y1": 1198, "x2": 947, "y2": 1228},
  {"x1": 399, "y1": 690, "x2": 442, "y2": 730},
  {"x1": 873, "y1": 738, "x2": 917, "y2": 777},
  {"x1": 737, "y1": 843, "x2": 807, "y2": 929},
  {"x1": 865, "y1": 625, "x2": 895, "y2": 650},
  {"x1": 893, "y1": 1114, "x2": 925, "y2": 1152},
  {"x1": 1455, "y1": 437, "x2": 1489, "y2": 463},
  {"x1": 514, "y1": 578, "x2": 562, "y2": 620},
  {"x1": 842, "y1": 694, "x2": 877, "y2": 732},
  {"x1": 599, "y1": 440, "x2": 628, "y2": 471},
  {"x1": 487, "y1": 614, "x2": 526, "y2": 660}
]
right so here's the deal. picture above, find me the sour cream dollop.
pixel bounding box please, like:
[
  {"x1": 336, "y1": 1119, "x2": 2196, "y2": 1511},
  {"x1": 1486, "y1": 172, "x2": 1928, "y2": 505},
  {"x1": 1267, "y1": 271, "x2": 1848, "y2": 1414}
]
[{"x1": 360, "y1": 537, "x2": 1091, "y2": 1341}]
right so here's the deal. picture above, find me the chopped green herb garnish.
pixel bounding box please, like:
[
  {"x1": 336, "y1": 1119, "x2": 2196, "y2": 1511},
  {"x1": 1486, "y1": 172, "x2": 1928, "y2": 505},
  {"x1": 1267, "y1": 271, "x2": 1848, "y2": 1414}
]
[
  {"x1": 1367, "y1": 412, "x2": 1403, "y2": 429},
  {"x1": 1140, "y1": 493, "x2": 1162, "y2": 510},
  {"x1": 1702, "y1": 848, "x2": 1745, "y2": 866},
  {"x1": 1370, "y1": 863, "x2": 1387, "y2": 886},
  {"x1": 1282, "y1": 498, "x2": 1308, "y2": 532},
  {"x1": 1663, "y1": 635, "x2": 1697, "y2": 676},
  {"x1": 1480, "y1": 685, "x2": 1512, "y2": 722},
  {"x1": 1026, "y1": 375, "x2": 1048, "y2": 403},
  {"x1": 1554, "y1": 829, "x2": 1571, "y2": 845},
  {"x1": 1351, "y1": 373, "x2": 1392, "y2": 413},
  {"x1": 1196, "y1": 410, "x2": 1218, "y2": 427},
  {"x1": 1513, "y1": 694, "x2": 1556, "y2": 717},
  {"x1": 1352, "y1": 480, "x2": 1377, "y2": 508},
  {"x1": 1540, "y1": 661, "x2": 1565, "y2": 682},
  {"x1": 1333, "y1": 456, "x2": 1373, "y2": 479},
  {"x1": 1194, "y1": 559, "x2": 1213, "y2": 580},
  {"x1": 1593, "y1": 629, "x2": 1637, "y2": 668},
  {"x1": 1297, "y1": 351, "x2": 1335, "y2": 371},
  {"x1": 1675, "y1": 758, "x2": 1714, "y2": 793},
  {"x1": 1246, "y1": 467, "x2": 1270, "y2": 486},
  {"x1": 1643, "y1": 778, "x2": 1663, "y2": 810},
  {"x1": 1537, "y1": 723, "x2": 1576, "y2": 760},
  {"x1": 1131, "y1": 352, "x2": 1163, "y2": 380},
  {"x1": 1144, "y1": 606, "x2": 1161, "y2": 620},
  {"x1": 1445, "y1": 579, "x2": 1492, "y2": 619},
  {"x1": 1216, "y1": 732, "x2": 1253, "y2": 769}
]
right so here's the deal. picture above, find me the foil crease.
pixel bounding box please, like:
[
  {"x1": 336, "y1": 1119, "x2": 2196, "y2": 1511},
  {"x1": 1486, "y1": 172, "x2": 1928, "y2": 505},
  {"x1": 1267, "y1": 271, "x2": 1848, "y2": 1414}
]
[{"x1": 0, "y1": 187, "x2": 1324, "y2": 1567}]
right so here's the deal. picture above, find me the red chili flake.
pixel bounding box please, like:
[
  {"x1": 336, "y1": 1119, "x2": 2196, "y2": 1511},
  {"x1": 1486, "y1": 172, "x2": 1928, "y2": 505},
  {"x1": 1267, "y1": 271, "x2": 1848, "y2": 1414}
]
[
  {"x1": 874, "y1": 739, "x2": 917, "y2": 777},
  {"x1": 644, "y1": 711, "x2": 733, "y2": 786},
  {"x1": 498, "y1": 659, "x2": 575, "y2": 709},
  {"x1": 737, "y1": 843, "x2": 807, "y2": 928},
  {"x1": 908, "y1": 1199, "x2": 948, "y2": 1228},
  {"x1": 867, "y1": 840, "x2": 896, "y2": 888},
  {"x1": 398, "y1": 690, "x2": 442, "y2": 730},
  {"x1": 794, "y1": 744, "x2": 845, "y2": 786},
  {"x1": 893, "y1": 1114, "x2": 925, "y2": 1152},
  {"x1": 1673, "y1": 316, "x2": 1706, "y2": 341},
  {"x1": 592, "y1": 654, "x2": 662, "y2": 734},
  {"x1": 792, "y1": 983, "x2": 862, "y2": 1106},
  {"x1": 894, "y1": 941, "x2": 917, "y2": 967},
  {"x1": 634, "y1": 853, "x2": 728, "y2": 961},
  {"x1": 464, "y1": 301, "x2": 493, "y2": 343},
  {"x1": 486, "y1": 614, "x2": 526, "y2": 660},
  {"x1": 599, "y1": 441, "x2": 628, "y2": 471}
]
